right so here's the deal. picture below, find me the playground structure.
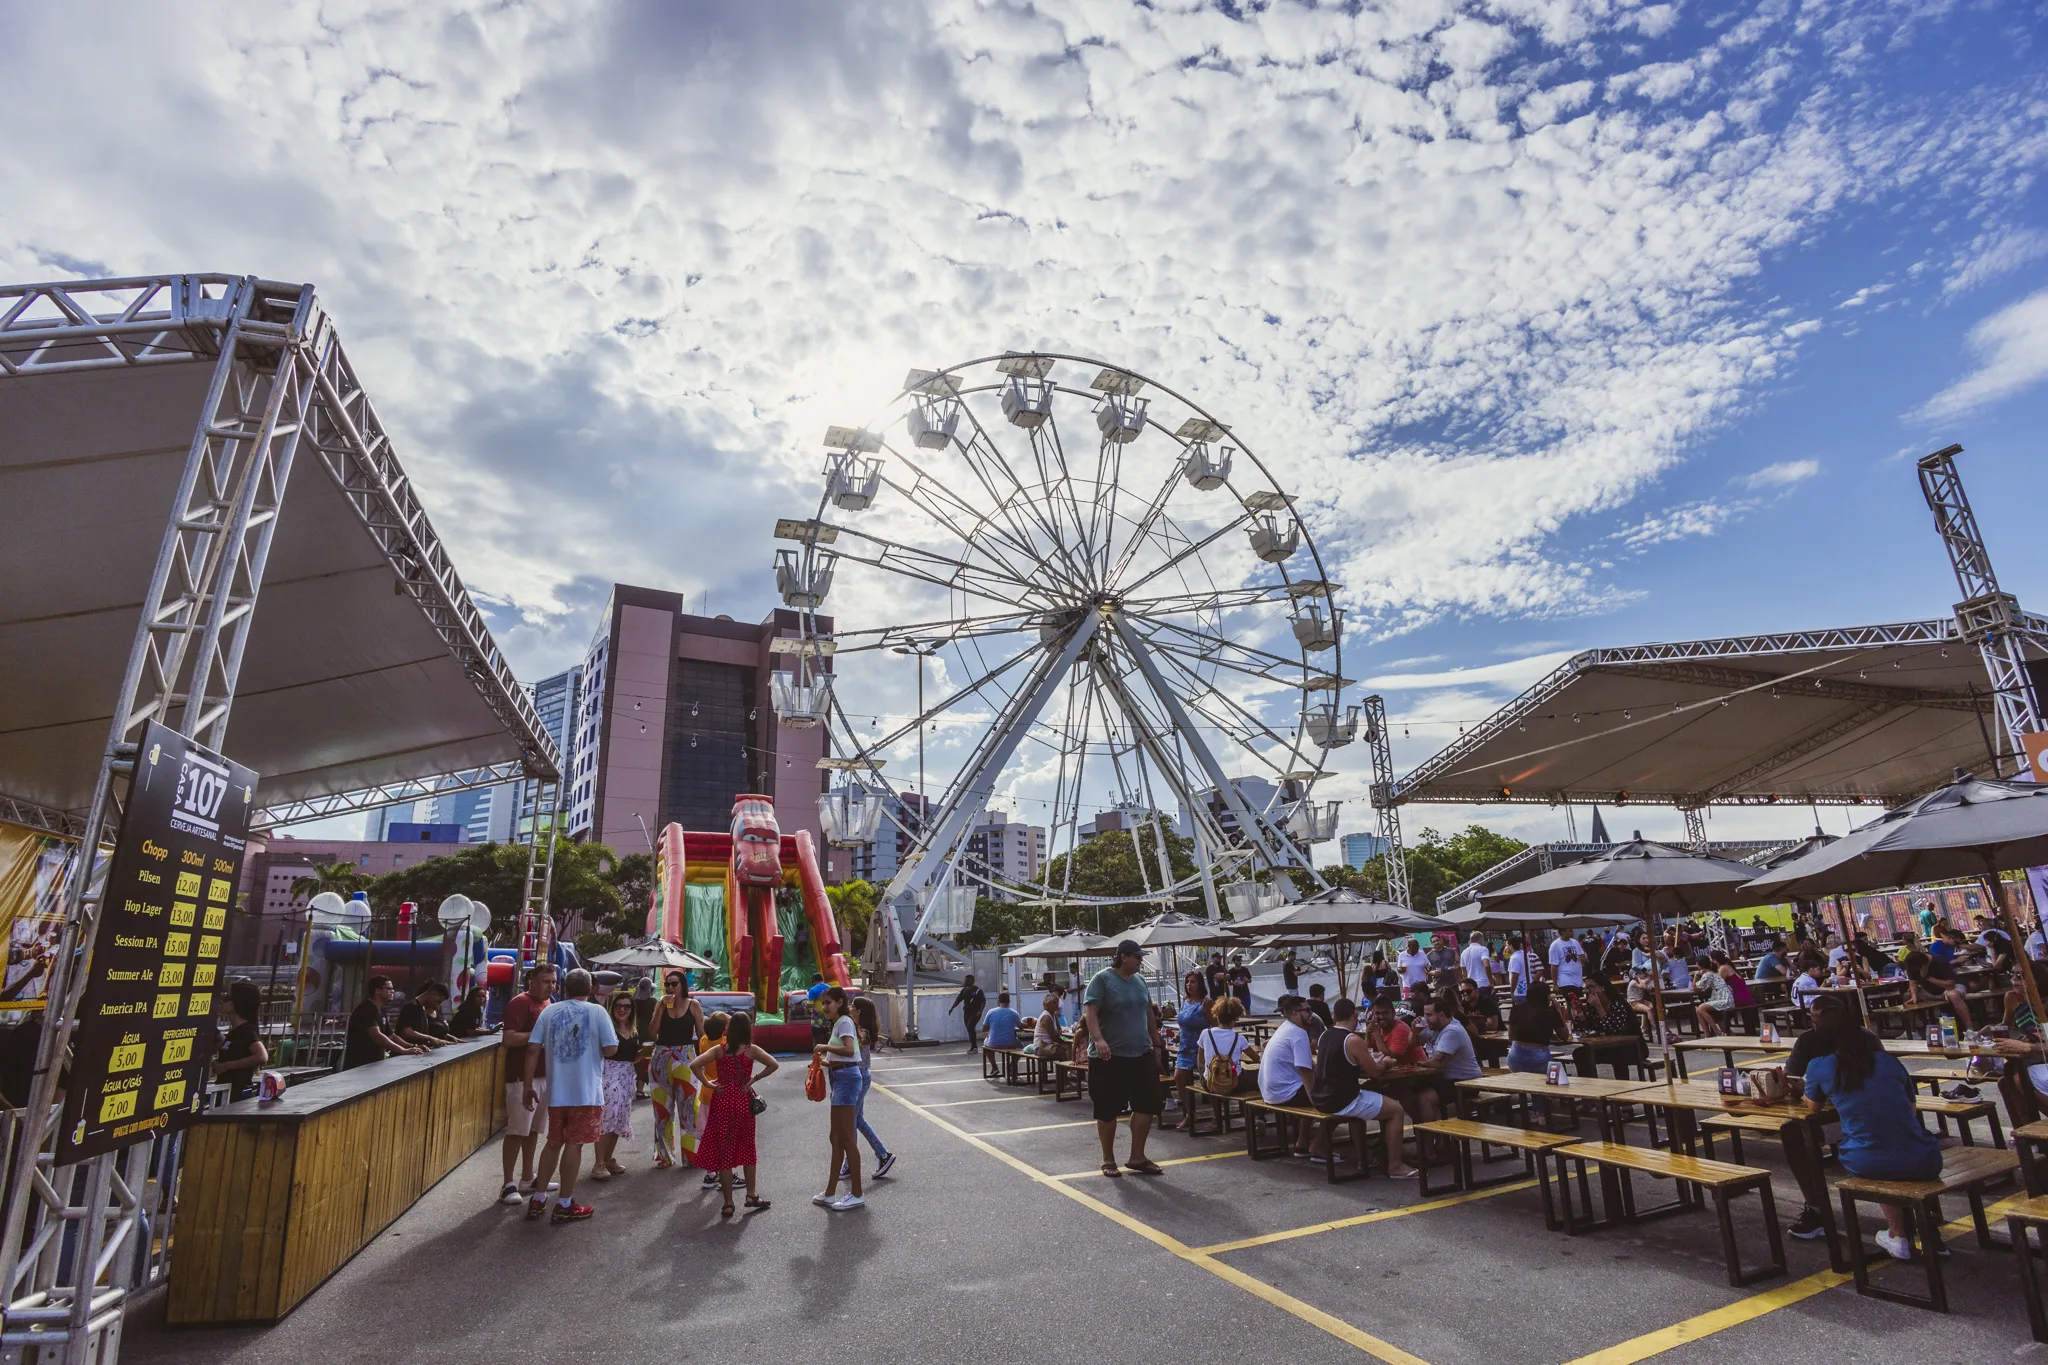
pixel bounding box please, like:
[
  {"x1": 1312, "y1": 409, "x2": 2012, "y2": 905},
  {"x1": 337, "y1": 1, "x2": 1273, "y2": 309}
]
[{"x1": 647, "y1": 796, "x2": 851, "y2": 1021}]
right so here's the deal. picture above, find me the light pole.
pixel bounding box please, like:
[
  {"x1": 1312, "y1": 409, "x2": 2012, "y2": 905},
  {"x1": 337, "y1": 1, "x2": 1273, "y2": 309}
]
[{"x1": 892, "y1": 639, "x2": 942, "y2": 1041}]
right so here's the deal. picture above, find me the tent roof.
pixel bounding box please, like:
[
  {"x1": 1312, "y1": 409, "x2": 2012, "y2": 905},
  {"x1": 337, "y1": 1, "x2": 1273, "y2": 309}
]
[
  {"x1": 0, "y1": 274, "x2": 557, "y2": 823},
  {"x1": 1392, "y1": 620, "x2": 2042, "y2": 810}
]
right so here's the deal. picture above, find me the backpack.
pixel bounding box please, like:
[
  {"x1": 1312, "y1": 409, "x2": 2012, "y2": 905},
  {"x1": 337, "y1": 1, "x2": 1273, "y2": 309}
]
[{"x1": 1202, "y1": 1029, "x2": 1241, "y2": 1093}]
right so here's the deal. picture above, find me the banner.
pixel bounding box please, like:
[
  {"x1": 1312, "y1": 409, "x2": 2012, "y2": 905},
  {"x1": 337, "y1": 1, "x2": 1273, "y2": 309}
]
[
  {"x1": 0, "y1": 822, "x2": 79, "y2": 1010},
  {"x1": 58, "y1": 722, "x2": 257, "y2": 1165}
]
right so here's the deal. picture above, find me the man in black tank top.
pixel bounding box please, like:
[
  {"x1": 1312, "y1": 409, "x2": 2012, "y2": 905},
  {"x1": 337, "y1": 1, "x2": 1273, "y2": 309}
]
[{"x1": 1306, "y1": 998, "x2": 1415, "y2": 1178}]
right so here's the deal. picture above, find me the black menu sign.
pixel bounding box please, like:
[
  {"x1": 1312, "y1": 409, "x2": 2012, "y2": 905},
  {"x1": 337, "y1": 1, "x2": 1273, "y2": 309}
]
[{"x1": 58, "y1": 720, "x2": 257, "y2": 1164}]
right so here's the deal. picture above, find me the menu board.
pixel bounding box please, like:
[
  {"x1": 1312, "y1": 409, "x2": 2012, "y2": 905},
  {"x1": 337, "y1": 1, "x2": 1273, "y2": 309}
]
[{"x1": 58, "y1": 720, "x2": 256, "y2": 1165}]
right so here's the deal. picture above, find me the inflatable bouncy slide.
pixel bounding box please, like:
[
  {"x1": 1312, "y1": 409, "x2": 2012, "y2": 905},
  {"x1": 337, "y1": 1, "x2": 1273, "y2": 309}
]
[{"x1": 647, "y1": 795, "x2": 851, "y2": 1020}]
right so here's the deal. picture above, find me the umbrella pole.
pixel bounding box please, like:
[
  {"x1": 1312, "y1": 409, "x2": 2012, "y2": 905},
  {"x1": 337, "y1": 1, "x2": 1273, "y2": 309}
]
[
  {"x1": 1644, "y1": 894, "x2": 1673, "y2": 1078},
  {"x1": 1983, "y1": 866, "x2": 2047, "y2": 1042}
]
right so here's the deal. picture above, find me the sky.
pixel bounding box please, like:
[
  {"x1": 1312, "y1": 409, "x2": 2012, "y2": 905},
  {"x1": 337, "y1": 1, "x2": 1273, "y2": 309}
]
[{"x1": 5, "y1": 0, "x2": 2045, "y2": 854}]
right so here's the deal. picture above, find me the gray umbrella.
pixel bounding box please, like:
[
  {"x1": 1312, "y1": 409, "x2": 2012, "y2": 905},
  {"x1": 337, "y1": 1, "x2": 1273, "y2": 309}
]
[
  {"x1": 1480, "y1": 834, "x2": 1768, "y2": 1069},
  {"x1": 1438, "y1": 905, "x2": 1637, "y2": 932},
  {"x1": 1741, "y1": 773, "x2": 2048, "y2": 1035},
  {"x1": 1230, "y1": 888, "x2": 1438, "y2": 997}
]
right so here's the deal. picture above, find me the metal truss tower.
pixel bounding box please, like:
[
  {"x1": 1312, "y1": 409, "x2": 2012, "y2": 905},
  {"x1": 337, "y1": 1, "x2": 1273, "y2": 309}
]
[
  {"x1": 1362, "y1": 695, "x2": 1411, "y2": 909},
  {"x1": 1918, "y1": 444, "x2": 2044, "y2": 766}
]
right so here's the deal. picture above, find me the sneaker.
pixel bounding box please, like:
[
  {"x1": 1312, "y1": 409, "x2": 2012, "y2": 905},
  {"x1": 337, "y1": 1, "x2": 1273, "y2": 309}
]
[
  {"x1": 1307, "y1": 1154, "x2": 1333, "y2": 1166},
  {"x1": 812, "y1": 1192, "x2": 839, "y2": 1207},
  {"x1": 1941, "y1": 1083, "x2": 1981, "y2": 1100},
  {"x1": 500, "y1": 1183, "x2": 524, "y2": 1206},
  {"x1": 1787, "y1": 1207, "x2": 1828, "y2": 1241},
  {"x1": 550, "y1": 1201, "x2": 594, "y2": 1224},
  {"x1": 525, "y1": 1195, "x2": 548, "y2": 1222},
  {"x1": 839, "y1": 1161, "x2": 850, "y2": 1180},
  {"x1": 874, "y1": 1153, "x2": 897, "y2": 1178},
  {"x1": 702, "y1": 1172, "x2": 719, "y2": 1189},
  {"x1": 1874, "y1": 1230, "x2": 1913, "y2": 1261},
  {"x1": 832, "y1": 1194, "x2": 866, "y2": 1210}
]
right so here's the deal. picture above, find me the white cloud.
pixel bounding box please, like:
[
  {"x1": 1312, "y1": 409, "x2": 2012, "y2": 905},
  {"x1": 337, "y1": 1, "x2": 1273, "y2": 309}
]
[
  {"x1": 1741, "y1": 459, "x2": 1821, "y2": 490},
  {"x1": 1365, "y1": 651, "x2": 1580, "y2": 693},
  {"x1": 1614, "y1": 498, "x2": 1756, "y2": 550},
  {"x1": 1916, "y1": 287, "x2": 2048, "y2": 420}
]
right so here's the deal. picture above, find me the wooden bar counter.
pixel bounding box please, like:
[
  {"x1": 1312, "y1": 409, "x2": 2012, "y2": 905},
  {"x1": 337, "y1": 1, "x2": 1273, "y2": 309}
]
[{"x1": 168, "y1": 1035, "x2": 505, "y2": 1324}]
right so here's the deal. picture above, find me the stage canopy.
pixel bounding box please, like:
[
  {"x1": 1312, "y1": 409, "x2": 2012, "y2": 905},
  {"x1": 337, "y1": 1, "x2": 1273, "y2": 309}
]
[
  {"x1": 1391, "y1": 621, "x2": 2045, "y2": 812},
  {"x1": 0, "y1": 275, "x2": 558, "y2": 830}
]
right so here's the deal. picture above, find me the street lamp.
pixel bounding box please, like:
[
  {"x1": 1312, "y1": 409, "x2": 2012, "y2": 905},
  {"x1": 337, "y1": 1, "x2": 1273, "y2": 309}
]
[{"x1": 890, "y1": 637, "x2": 944, "y2": 1041}]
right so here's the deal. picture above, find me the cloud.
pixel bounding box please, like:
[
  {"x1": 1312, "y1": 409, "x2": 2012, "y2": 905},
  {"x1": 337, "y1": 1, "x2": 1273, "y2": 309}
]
[
  {"x1": 1915, "y1": 287, "x2": 2048, "y2": 420},
  {"x1": 1740, "y1": 459, "x2": 1821, "y2": 490},
  {"x1": 1614, "y1": 499, "x2": 1756, "y2": 550},
  {"x1": 1365, "y1": 651, "x2": 1580, "y2": 693}
]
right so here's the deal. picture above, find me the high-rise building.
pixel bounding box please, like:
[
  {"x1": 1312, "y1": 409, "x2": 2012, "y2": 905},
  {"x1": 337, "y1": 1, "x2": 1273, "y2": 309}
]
[
  {"x1": 1340, "y1": 832, "x2": 1389, "y2": 870},
  {"x1": 513, "y1": 665, "x2": 582, "y2": 841},
  {"x1": 563, "y1": 586, "x2": 835, "y2": 862},
  {"x1": 849, "y1": 791, "x2": 928, "y2": 886},
  {"x1": 964, "y1": 811, "x2": 1045, "y2": 898}
]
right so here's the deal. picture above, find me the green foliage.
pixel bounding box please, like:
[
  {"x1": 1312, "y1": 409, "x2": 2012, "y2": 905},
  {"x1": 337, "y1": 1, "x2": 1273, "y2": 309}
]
[
  {"x1": 1034, "y1": 825, "x2": 1199, "y2": 937},
  {"x1": 600, "y1": 852, "x2": 654, "y2": 937},
  {"x1": 366, "y1": 837, "x2": 625, "y2": 939},
  {"x1": 289, "y1": 861, "x2": 368, "y2": 901},
  {"x1": 955, "y1": 895, "x2": 1050, "y2": 950},
  {"x1": 1330, "y1": 825, "x2": 1529, "y2": 912},
  {"x1": 577, "y1": 929, "x2": 623, "y2": 962},
  {"x1": 826, "y1": 879, "x2": 878, "y2": 951}
]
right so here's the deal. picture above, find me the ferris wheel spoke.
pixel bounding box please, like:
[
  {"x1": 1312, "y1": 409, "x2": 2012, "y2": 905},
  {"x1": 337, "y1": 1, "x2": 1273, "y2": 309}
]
[
  {"x1": 827, "y1": 525, "x2": 1049, "y2": 610},
  {"x1": 834, "y1": 646, "x2": 1038, "y2": 764},
  {"x1": 949, "y1": 398, "x2": 1098, "y2": 591},
  {"x1": 1118, "y1": 581, "x2": 1304, "y2": 617},
  {"x1": 1137, "y1": 629, "x2": 1299, "y2": 693},
  {"x1": 830, "y1": 607, "x2": 1045, "y2": 654},
  {"x1": 1115, "y1": 504, "x2": 1256, "y2": 598},
  {"x1": 1138, "y1": 615, "x2": 1306, "y2": 676},
  {"x1": 873, "y1": 462, "x2": 1060, "y2": 593},
  {"x1": 1032, "y1": 410, "x2": 1097, "y2": 588},
  {"x1": 1104, "y1": 435, "x2": 1196, "y2": 588}
]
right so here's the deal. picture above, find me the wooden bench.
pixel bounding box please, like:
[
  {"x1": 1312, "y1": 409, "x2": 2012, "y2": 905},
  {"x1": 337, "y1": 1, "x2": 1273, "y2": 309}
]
[
  {"x1": 982, "y1": 1046, "x2": 1049, "y2": 1088},
  {"x1": 1867, "y1": 1002, "x2": 1945, "y2": 1038},
  {"x1": 2017, "y1": 1120, "x2": 2048, "y2": 1197},
  {"x1": 1554, "y1": 1141, "x2": 1786, "y2": 1286},
  {"x1": 1413, "y1": 1119, "x2": 1577, "y2": 1229},
  {"x1": 2009, "y1": 1195, "x2": 2048, "y2": 1343},
  {"x1": 1837, "y1": 1146, "x2": 2022, "y2": 1313},
  {"x1": 1182, "y1": 1080, "x2": 1254, "y2": 1136},
  {"x1": 1915, "y1": 1095, "x2": 2005, "y2": 1149},
  {"x1": 1053, "y1": 1060, "x2": 1089, "y2": 1101},
  {"x1": 1242, "y1": 1098, "x2": 1376, "y2": 1183},
  {"x1": 1698, "y1": 1112, "x2": 1795, "y2": 1165}
]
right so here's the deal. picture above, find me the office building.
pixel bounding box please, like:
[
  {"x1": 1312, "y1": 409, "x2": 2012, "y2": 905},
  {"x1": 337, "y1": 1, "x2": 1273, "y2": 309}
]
[
  {"x1": 964, "y1": 810, "x2": 1045, "y2": 898},
  {"x1": 849, "y1": 791, "x2": 928, "y2": 886},
  {"x1": 511, "y1": 665, "x2": 582, "y2": 841},
  {"x1": 1341, "y1": 832, "x2": 1389, "y2": 870},
  {"x1": 564, "y1": 586, "x2": 835, "y2": 863}
]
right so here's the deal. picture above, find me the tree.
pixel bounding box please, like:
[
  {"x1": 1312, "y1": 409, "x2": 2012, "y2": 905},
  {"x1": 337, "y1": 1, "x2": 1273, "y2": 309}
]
[
  {"x1": 1334, "y1": 825, "x2": 1529, "y2": 912},
  {"x1": 955, "y1": 895, "x2": 1051, "y2": 951},
  {"x1": 289, "y1": 860, "x2": 367, "y2": 902},
  {"x1": 1036, "y1": 825, "x2": 1200, "y2": 936},
  {"x1": 366, "y1": 838, "x2": 624, "y2": 940},
  {"x1": 601, "y1": 852, "x2": 654, "y2": 938},
  {"x1": 826, "y1": 879, "x2": 878, "y2": 952}
]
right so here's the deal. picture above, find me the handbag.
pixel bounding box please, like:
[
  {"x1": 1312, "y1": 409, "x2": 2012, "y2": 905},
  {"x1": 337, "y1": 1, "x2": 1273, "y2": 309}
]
[
  {"x1": 805, "y1": 1055, "x2": 828, "y2": 1103},
  {"x1": 750, "y1": 1091, "x2": 768, "y2": 1116}
]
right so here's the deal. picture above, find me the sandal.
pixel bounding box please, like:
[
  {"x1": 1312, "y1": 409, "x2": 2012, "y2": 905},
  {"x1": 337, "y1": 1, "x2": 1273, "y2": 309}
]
[
  {"x1": 591, "y1": 1169, "x2": 611, "y2": 1182},
  {"x1": 1124, "y1": 1159, "x2": 1164, "y2": 1176},
  {"x1": 606, "y1": 1160, "x2": 626, "y2": 1176},
  {"x1": 720, "y1": 1200, "x2": 735, "y2": 1218},
  {"x1": 653, "y1": 1156, "x2": 672, "y2": 1170},
  {"x1": 1100, "y1": 1162, "x2": 1123, "y2": 1178},
  {"x1": 744, "y1": 1196, "x2": 772, "y2": 1211}
]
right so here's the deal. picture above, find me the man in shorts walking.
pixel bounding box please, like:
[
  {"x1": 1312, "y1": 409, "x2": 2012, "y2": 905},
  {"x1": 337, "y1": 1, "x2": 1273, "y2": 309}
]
[
  {"x1": 499, "y1": 963, "x2": 556, "y2": 1204},
  {"x1": 1084, "y1": 939, "x2": 1164, "y2": 1177},
  {"x1": 523, "y1": 967, "x2": 617, "y2": 1224}
]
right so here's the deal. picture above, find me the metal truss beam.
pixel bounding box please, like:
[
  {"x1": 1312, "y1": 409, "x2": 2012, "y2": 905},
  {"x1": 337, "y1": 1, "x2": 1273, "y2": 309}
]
[
  {"x1": 1361, "y1": 696, "x2": 1410, "y2": 909},
  {"x1": 252, "y1": 762, "x2": 529, "y2": 830},
  {"x1": 1401, "y1": 786, "x2": 1907, "y2": 809},
  {"x1": 1678, "y1": 700, "x2": 1894, "y2": 809},
  {"x1": 1585, "y1": 661, "x2": 1987, "y2": 714},
  {"x1": 0, "y1": 792, "x2": 91, "y2": 842}
]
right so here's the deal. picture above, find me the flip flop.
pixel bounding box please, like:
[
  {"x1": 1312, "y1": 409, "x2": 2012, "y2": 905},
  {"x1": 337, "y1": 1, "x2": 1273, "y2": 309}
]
[
  {"x1": 1100, "y1": 1162, "x2": 1123, "y2": 1178},
  {"x1": 1124, "y1": 1159, "x2": 1165, "y2": 1176}
]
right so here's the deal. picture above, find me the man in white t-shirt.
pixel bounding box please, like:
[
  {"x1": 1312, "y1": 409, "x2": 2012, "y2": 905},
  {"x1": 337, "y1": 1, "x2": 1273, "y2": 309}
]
[
  {"x1": 1257, "y1": 996, "x2": 1319, "y2": 1156},
  {"x1": 1548, "y1": 933, "x2": 1586, "y2": 1001},
  {"x1": 1505, "y1": 933, "x2": 1540, "y2": 997},
  {"x1": 521, "y1": 968, "x2": 617, "y2": 1225},
  {"x1": 1395, "y1": 940, "x2": 1430, "y2": 992},
  {"x1": 1459, "y1": 933, "x2": 1494, "y2": 987}
]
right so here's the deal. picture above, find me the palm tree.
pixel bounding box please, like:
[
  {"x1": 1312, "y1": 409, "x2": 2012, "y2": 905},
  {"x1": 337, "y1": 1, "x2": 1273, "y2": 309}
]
[{"x1": 289, "y1": 861, "x2": 366, "y2": 903}]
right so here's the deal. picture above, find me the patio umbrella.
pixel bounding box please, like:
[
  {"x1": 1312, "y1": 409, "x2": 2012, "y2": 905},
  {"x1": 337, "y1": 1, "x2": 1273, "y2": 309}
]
[
  {"x1": 1117, "y1": 911, "x2": 1249, "y2": 1001},
  {"x1": 1229, "y1": 888, "x2": 1437, "y2": 998},
  {"x1": 591, "y1": 940, "x2": 719, "y2": 972},
  {"x1": 1741, "y1": 773, "x2": 2048, "y2": 1036},
  {"x1": 1003, "y1": 929, "x2": 1112, "y2": 959},
  {"x1": 1437, "y1": 905, "x2": 1637, "y2": 933},
  {"x1": 1479, "y1": 834, "x2": 1768, "y2": 1070},
  {"x1": 1746, "y1": 830, "x2": 1871, "y2": 1018}
]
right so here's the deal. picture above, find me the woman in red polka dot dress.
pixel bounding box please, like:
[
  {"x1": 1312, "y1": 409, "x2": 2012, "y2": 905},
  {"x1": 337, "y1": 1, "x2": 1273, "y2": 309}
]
[{"x1": 688, "y1": 1011, "x2": 780, "y2": 1216}]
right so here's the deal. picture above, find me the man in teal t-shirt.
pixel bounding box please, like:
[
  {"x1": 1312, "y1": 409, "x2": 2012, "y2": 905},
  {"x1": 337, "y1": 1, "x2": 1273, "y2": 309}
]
[{"x1": 1083, "y1": 940, "x2": 1163, "y2": 1177}]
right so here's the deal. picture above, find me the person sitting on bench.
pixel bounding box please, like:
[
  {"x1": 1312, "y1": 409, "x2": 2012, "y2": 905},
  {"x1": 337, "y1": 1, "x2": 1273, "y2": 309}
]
[
  {"x1": 981, "y1": 992, "x2": 1021, "y2": 1050},
  {"x1": 1309, "y1": 997, "x2": 1415, "y2": 1178},
  {"x1": 1801, "y1": 994, "x2": 1943, "y2": 1262},
  {"x1": 1257, "y1": 995, "x2": 1319, "y2": 1156}
]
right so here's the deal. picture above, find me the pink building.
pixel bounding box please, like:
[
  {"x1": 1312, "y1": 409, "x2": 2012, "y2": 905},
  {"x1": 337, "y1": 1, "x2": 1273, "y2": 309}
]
[{"x1": 564, "y1": 587, "x2": 838, "y2": 872}]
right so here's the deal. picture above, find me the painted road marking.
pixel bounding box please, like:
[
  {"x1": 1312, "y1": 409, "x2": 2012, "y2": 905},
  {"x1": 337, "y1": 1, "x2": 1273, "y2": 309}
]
[
  {"x1": 1560, "y1": 1192, "x2": 2035, "y2": 1365},
  {"x1": 1194, "y1": 1180, "x2": 1538, "y2": 1254},
  {"x1": 886, "y1": 1076, "x2": 1011, "y2": 1088},
  {"x1": 922, "y1": 1093, "x2": 1050, "y2": 1108},
  {"x1": 975, "y1": 1116, "x2": 1124, "y2": 1137},
  {"x1": 1047, "y1": 1150, "x2": 1247, "y2": 1179},
  {"x1": 876, "y1": 1082, "x2": 1429, "y2": 1365}
]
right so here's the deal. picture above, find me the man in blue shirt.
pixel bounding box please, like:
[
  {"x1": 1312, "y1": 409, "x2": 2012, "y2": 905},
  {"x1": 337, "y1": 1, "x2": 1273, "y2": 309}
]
[{"x1": 980, "y1": 992, "x2": 1021, "y2": 1050}]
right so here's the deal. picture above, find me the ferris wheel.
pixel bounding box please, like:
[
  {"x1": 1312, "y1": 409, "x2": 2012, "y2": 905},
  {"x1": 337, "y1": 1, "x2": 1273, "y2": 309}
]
[{"x1": 773, "y1": 353, "x2": 1356, "y2": 941}]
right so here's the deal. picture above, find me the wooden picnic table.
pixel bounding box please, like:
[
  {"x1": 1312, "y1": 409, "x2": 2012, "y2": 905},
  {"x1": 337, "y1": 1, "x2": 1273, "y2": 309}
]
[{"x1": 1455, "y1": 1073, "x2": 1644, "y2": 1140}]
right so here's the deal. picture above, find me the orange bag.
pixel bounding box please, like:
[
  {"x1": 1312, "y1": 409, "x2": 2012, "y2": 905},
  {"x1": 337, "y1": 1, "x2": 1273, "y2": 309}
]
[{"x1": 805, "y1": 1055, "x2": 828, "y2": 1103}]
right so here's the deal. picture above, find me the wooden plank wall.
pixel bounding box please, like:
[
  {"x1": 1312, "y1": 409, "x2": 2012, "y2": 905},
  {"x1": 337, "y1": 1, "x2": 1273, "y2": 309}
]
[{"x1": 167, "y1": 1044, "x2": 501, "y2": 1324}]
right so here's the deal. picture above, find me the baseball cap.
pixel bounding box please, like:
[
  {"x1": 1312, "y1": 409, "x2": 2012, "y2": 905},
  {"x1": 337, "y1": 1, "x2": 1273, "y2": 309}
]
[{"x1": 1115, "y1": 939, "x2": 1143, "y2": 958}]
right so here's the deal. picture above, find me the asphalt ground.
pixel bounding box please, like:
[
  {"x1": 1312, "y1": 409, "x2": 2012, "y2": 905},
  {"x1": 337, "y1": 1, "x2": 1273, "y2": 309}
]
[{"x1": 126, "y1": 1046, "x2": 2045, "y2": 1364}]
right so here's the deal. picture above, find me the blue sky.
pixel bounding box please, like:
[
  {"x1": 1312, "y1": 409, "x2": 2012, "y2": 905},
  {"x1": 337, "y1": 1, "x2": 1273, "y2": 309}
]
[{"x1": 4, "y1": 0, "x2": 2044, "y2": 848}]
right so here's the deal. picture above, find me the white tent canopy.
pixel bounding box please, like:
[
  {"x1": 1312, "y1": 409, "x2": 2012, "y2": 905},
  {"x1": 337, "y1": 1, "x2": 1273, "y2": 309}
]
[{"x1": 0, "y1": 274, "x2": 556, "y2": 820}]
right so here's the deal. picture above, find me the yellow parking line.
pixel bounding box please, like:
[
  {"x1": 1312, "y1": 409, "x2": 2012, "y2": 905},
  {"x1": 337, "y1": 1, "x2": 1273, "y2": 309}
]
[
  {"x1": 976, "y1": 1116, "x2": 1123, "y2": 1137},
  {"x1": 886, "y1": 1076, "x2": 1008, "y2": 1088},
  {"x1": 875, "y1": 1083, "x2": 1428, "y2": 1365},
  {"x1": 1194, "y1": 1180, "x2": 1538, "y2": 1254},
  {"x1": 1048, "y1": 1150, "x2": 1247, "y2": 1180},
  {"x1": 1561, "y1": 1192, "x2": 2036, "y2": 1365},
  {"x1": 923, "y1": 1094, "x2": 1047, "y2": 1108},
  {"x1": 869, "y1": 1062, "x2": 981, "y2": 1074}
]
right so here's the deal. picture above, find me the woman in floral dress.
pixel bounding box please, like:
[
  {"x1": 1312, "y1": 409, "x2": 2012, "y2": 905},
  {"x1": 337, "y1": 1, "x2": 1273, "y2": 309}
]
[{"x1": 648, "y1": 971, "x2": 703, "y2": 1169}]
